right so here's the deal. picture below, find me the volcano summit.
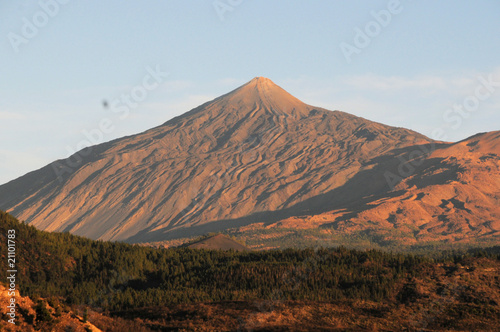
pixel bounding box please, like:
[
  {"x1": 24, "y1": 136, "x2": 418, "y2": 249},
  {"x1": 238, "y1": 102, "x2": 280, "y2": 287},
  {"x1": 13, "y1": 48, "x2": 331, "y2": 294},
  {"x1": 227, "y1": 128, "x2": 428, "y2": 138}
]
[{"x1": 1, "y1": 78, "x2": 498, "y2": 247}]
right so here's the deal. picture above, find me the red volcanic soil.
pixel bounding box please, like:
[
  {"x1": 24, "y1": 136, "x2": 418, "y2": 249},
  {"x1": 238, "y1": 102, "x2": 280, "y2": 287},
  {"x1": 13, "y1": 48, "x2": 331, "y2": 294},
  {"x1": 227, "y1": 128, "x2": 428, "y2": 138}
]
[{"x1": 0, "y1": 78, "x2": 498, "y2": 249}]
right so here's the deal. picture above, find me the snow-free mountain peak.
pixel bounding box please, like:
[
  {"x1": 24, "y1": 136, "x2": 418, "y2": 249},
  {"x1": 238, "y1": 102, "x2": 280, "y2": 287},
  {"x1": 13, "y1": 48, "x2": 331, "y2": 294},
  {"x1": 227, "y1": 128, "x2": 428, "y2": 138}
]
[
  {"x1": 0, "y1": 78, "x2": 439, "y2": 243},
  {"x1": 210, "y1": 76, "x2": 308, "y2": 116}
]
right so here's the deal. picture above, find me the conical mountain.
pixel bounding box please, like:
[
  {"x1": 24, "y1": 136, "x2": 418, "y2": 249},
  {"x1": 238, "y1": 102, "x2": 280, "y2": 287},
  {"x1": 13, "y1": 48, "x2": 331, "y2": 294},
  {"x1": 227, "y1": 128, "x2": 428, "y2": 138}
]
[{"x1": 0, "y1": 77, "x2": 433, "y2": 242}]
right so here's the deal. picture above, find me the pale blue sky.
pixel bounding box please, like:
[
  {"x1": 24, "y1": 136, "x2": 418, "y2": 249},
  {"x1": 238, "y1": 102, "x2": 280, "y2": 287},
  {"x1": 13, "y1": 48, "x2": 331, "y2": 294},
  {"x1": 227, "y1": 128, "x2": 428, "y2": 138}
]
[{"x1": 1, "y1": 1, "x2": 499, "y2": 184}]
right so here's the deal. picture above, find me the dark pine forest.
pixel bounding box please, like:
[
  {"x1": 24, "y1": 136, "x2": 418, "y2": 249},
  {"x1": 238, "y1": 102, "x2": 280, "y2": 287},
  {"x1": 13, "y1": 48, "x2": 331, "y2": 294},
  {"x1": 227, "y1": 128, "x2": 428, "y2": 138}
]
[{"x1": 1, "y1": 210, "x2": 499, "y2": 319}]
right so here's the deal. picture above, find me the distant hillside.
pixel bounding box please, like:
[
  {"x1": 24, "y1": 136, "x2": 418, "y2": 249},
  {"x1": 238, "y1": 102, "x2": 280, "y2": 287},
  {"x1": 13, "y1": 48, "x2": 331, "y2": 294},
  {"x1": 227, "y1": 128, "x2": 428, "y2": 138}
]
[
  {"x1": 231, "y1": 130, "x2": 500, "y2": 250},
  {"x1": 184, "y1": 234, "x2": 251, "y2": 251}
]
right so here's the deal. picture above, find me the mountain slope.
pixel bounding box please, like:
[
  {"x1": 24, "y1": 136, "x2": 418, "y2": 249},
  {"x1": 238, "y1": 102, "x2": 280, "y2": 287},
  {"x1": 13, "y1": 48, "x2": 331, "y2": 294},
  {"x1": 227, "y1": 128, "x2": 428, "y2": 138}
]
[
  {"x1": 260, "y1": 131, "x2": 500, "y2": 248},
  {"x1": 0, "y1": 77, "x2": 432, "y2": 242}
]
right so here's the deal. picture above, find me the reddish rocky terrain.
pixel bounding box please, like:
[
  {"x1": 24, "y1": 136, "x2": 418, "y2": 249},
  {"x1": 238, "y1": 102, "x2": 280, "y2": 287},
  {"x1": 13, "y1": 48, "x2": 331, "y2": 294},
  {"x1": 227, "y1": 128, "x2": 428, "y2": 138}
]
[{"x1": 0, "y1": 77, "x2": 498, "y2": 248}]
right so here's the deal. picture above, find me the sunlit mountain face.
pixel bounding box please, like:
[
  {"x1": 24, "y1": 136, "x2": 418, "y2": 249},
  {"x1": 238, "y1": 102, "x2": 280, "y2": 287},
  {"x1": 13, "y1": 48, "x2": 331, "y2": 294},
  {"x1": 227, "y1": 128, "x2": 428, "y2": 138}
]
[{"x1": 1, "y1": 78, "x2": 498, "y2": 248}]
